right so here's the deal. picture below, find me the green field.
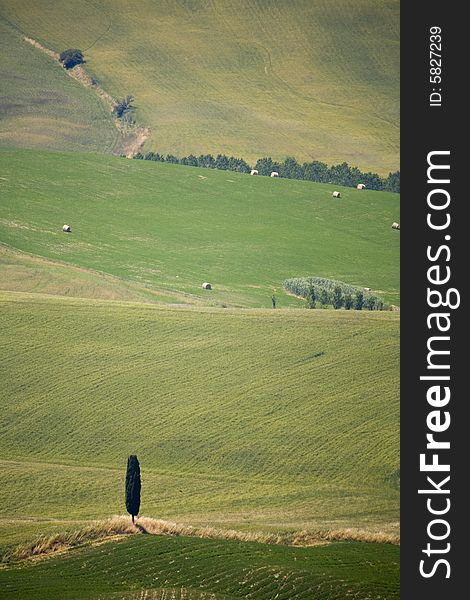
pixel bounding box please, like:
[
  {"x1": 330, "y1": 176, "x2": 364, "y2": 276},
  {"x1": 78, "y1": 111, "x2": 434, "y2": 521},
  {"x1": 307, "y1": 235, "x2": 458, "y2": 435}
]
[
  {"x1": 0, "y1": 293, "x2": 399, "y2": 537},
  {"x1": 0, "y1": 290, "x2": 399, "y2": 595},
  {"x1": 0, "y1": 149, "x2": 400, "y2": 307},
  {"x1": 0, "y1": 1, "x2": 399, "y2": 595},
  {"x1": 0, "y1": 147, "x2": 399, "y2": 596},
  {"x1": 0, "y1": 0, "x2": 399, "y2": 173},
  {"x1": 0, "y1": 535, "x2": 399, "y2": 600}
]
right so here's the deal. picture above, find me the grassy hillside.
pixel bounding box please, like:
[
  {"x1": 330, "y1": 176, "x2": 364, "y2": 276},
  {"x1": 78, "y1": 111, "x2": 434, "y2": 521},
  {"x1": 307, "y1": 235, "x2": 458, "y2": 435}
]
[
  {"x1": 0, "y1": 18, "x2": 117, "y2": 153},
  {"x1": 0, "y1": 245, "x2": 190, "y2": 305},
  {"x1": 0, "y1": 149, "x2": 400, "y2": 306},
  {"x1": 0, "y1": 292, "x2": 399, "y2": 542},
  {"x1": 0, "y1": 0, "x2": 399, "y2": 173},
  {"x1": 0, "y1": 535, "x2": 399, "y2": 600}
]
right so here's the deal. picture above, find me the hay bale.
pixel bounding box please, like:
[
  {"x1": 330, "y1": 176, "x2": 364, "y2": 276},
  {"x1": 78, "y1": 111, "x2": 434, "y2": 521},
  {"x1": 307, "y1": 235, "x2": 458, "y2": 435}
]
[
  {"x1": 332, "y1": 191, "x2": 341, "y2": 198},
  {"x1": 202, "y1": 282, "x2": 212, "y2": 290},
  {"x1": 357, "y1": 183, "x2": 366, "y2": 189},
  {"x1": 62, "y1": 224, "x2": 71, "y2": 232},
  {"x1": 391, "y1": 222, "x2": 400, "y2": 230},
  {"x1": 250, "y1": 169, "x2": 259, "y2": 176},
  {"x1": 270, "y1": 171, "x2": 279, "y2": 177}
]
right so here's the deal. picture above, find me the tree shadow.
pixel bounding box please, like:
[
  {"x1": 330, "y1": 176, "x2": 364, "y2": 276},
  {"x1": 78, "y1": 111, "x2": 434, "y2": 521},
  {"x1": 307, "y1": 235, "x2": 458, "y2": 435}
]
[{"x1": 135, "y1": 522, "x2": 149, "y2": 534}]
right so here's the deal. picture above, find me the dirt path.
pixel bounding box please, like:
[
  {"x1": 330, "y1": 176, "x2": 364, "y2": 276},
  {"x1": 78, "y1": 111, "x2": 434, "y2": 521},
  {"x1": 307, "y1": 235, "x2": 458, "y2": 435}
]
[{"x1": 23, "y1": 36, "x2": 150, "y2": 157}]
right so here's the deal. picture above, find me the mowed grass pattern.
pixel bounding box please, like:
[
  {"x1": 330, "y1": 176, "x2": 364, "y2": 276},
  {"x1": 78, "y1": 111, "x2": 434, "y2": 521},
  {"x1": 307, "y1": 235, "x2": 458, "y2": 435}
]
[
  {"x1": 0, "y1": 292, "x2": 399, "y2": 539},
  {"x1": 0, "y1": 535, "x2": 399, "y2": 600},
  {"x1": 0, "y1": 150, "x2": 400, "y2": 306},
  {"x1": 0, "y1": 0, "x2": 399, "y2": 173}
]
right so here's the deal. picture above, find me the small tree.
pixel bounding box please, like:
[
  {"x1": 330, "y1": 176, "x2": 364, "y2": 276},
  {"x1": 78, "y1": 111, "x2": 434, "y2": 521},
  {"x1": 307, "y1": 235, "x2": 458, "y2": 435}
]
[
  {"x1": 306, "y1": 285, "x2": 316, "y2": 309},
  {"x1": 125, "y1": 455, "x2": 141, "y2": 524},
  {"x1": 114, "y1": 95, "x2": 135, "y2": 119},
  {"x1": 333, "y1": 286, "x2": 343, "y2": 309},
  {"x1": 365, "y1": 296, "x2": 376, "y2": 311},
  {"x1": 215, "y1": 154, "x2": 229, "y2": 170},
  {"x1": 319, "y1": 289, "x2": 329, "y2": 308},
  {"x1": 354, "y1": 291, "x2": 364, "y2": 311},
  {"x1": 59, "y1": 49, "x2": 84, "y2": 69},
  {"x1": 344, "y1": 293, "x2": 353, "y2": 310}
]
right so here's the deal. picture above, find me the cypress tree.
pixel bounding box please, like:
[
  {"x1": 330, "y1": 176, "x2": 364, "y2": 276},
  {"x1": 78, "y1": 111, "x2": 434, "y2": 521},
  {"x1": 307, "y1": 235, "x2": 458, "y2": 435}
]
[
  {"x1": 333, "y1": 286, "x2": 343, "y2": 309},
  {"x1": 306, "y1": 285, "x2": 316, "y2": 309},
  {"x1": 319, "y1": 289, "x2": 329, "y2": 308},
  {"x1": 354, "y1": 291, "x2": 364, "y2": 311},
  {"x1": 125, "y1": 455, "x2": 141, "y2": 524},
  {"x1": 344, "y1": 293, "x2": 353, "y2": 310}
]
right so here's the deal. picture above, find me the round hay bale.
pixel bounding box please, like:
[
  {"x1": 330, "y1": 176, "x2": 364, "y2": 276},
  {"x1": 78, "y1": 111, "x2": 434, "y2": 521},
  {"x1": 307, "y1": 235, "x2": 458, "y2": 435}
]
[
  {"x1": 62, "y1": 224, "x2": 71, "y2": 232},
  {"x1": 357, "y1": 183, "x2": 366, "y2": 189},
  {"x1": 202, "y1": 282, "x2": 212, "y2": 290},
  {"x1": 332, "y1": 191, "x2": 341, "y2": 198}
]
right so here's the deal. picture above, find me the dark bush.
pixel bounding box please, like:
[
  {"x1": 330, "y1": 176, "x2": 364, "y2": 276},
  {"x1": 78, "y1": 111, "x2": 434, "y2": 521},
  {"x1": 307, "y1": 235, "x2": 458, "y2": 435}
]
[
  {"x1": 59, "y1": 49, "x2": 84, "y2": 69},
  {"x1": 114, "y1": 95, "x2": 135, "y2": 119}
]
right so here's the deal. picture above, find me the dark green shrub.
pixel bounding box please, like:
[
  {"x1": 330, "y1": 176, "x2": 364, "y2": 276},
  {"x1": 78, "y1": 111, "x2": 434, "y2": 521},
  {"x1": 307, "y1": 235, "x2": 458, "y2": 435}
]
[{"x1": 59, "y1": 49, "x2": 84, "y2": 69}]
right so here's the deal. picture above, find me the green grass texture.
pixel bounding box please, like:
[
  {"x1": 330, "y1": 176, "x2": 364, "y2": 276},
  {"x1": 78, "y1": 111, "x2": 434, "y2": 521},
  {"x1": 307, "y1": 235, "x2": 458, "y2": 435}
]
[
  {"x1": 0, "y1": 535, "x2": 399, "y2": 600},
  {"x1": 0, "y1": 0, "x2": 399, "y2": 173},
  {"x1": 0, "y1": 291, "x2": 399, "y2": 544},
  {"x1": 0, "y1": 149, "x2": 400, "y2": 307}
]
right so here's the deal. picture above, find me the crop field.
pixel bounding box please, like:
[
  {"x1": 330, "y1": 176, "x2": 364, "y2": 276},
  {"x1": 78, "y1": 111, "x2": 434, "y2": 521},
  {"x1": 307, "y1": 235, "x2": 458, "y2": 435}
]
[
  {"x1": 0, "y1": 291, "x2": 399, "y2": 549},
  {"x1": 0, "y1": 149, "x2": 400, "y2": 307},
  {"x1": 0, "y1": 0, "x2": 400, "y2": 595},
  {"x1": 0, "y1": 18, "x2": 117, "y2": 154},
  {"x1": 0, "y1": 146, "x2": 399, "y2": 596},
  {"x1": 0, "y1": 0, "x2": 399, "y2": 173},
  {"x1": 0, "y1": 535, "x2": 399, "y2": 600}
]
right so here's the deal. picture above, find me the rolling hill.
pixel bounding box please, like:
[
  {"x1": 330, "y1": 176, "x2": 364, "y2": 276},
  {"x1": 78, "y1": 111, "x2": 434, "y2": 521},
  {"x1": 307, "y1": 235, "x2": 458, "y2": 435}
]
[
  {"x1": 0, "y1": 2, "x2": 400, "y2": 595},
  {"x1": 0, "y1": 0, "x2": 399, "y2": 173},
  {"x1": 0, "y1": 290, "x2": 399, "y2": 554},
  {"x1": 0, "y1": 288, "x2": 399, "y2": 599},
  {"x1": 0, "y1": 151, "x2": 399, "y2": 596},
  {"x1": 0, "y1": 149, "x2": 400, "y2": 307},
  {"x1": 0, "y1": 18, "x2": 117, "y2": 153},
  {"x1": 0, "y1": 292, "x2": 399, "y2": 531}
]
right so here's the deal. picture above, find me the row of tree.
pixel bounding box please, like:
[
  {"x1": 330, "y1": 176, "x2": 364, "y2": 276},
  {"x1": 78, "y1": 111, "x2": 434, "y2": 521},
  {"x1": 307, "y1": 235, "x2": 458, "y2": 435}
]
[
  {"x1": 134, "y1": 152, "x2": 400, "y2": 192},
  {"x1": 255, "y1": 157, "x2": 400, "y2": 192},
  {"x1": 305, "y1": 286, "x2": 384, "y2": 310},
  {"x1": 134, "y1": 151, "x2": 252, "y2": 174},
  {"x1": 284, "y1": 277, "x2": 387, "y2": 310}
]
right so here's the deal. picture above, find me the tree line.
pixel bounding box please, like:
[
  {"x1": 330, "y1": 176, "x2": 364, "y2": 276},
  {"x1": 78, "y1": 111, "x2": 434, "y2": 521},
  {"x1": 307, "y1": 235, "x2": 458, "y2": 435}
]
[{"x1": 134, "y1": 152, "x2": 400, "y2": 193}]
